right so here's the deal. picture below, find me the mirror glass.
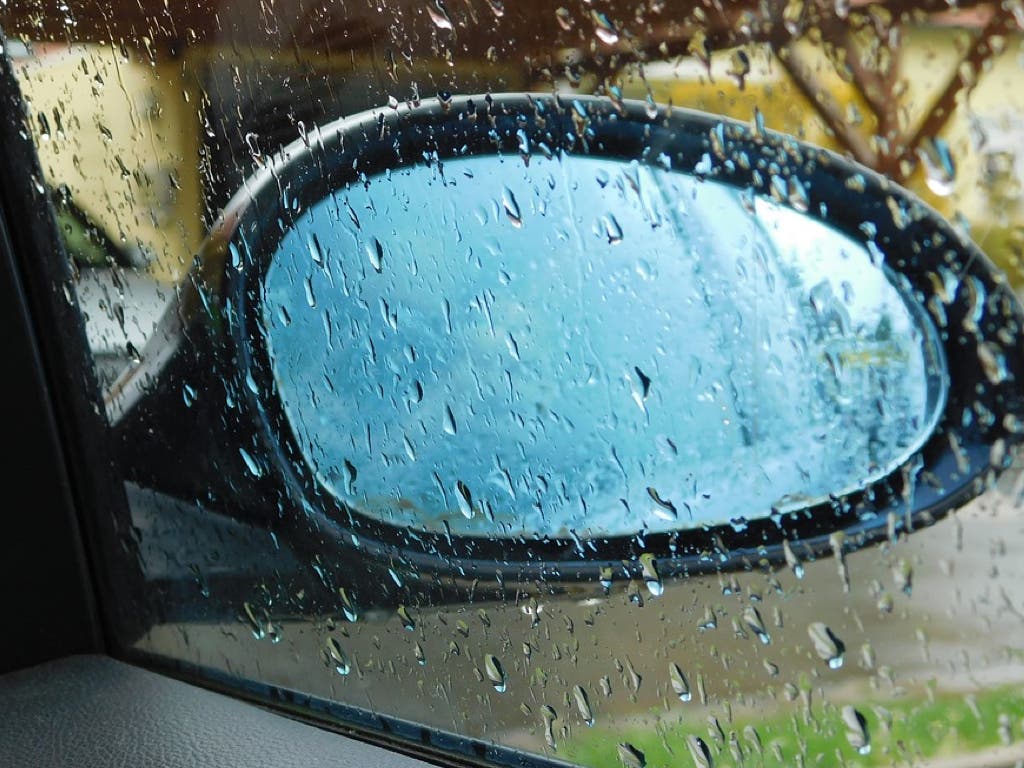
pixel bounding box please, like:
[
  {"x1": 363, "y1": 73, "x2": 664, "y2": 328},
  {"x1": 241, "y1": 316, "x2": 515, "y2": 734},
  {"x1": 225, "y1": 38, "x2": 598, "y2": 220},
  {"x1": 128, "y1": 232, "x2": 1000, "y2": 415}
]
[{"x1": 261, "y1": 153, "x2": 947, "y2": 539}]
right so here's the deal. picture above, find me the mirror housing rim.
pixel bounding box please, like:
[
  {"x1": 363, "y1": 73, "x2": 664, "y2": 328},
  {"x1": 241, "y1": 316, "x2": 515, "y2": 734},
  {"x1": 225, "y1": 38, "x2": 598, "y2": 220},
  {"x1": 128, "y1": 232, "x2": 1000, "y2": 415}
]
[{"x1": 122, "y1": 93, "x2": 1024, "y2": 586}]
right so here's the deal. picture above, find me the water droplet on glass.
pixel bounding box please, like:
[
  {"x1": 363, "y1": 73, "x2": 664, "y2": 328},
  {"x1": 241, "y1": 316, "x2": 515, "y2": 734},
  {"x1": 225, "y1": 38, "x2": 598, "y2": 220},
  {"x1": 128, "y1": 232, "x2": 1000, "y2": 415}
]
[
  {"x1": 743, "y1": 606, "x2": 770, "y2": 644},
  {"x1": 485, "y1": 653, "x2": 506, "y2": 692},
  {"x1": 893, "y1": 558, "x2": 913, "y2": 596},
  {"x1": 242, "y1": 601, "x2": 265, "y2": 640},
  {"x1": 808, "y1": 622, "x2": 846, "y2": 669},
  {"x1": 304, "y1": 232, "x2": 324, "y2": 267},
  {"x1": 646, "y1": 486, "x2": 676, "y2": 521},
  {"x1": 455, "y1": 480, "x2": 474, "y2": 519},
  {"x1": 686, "y1": 734, "x2": 714, "y2": 768},
  {"x1": 503, "y1": 188, "x2": 522, "y2": 227},
  {"x1": 325, "y1": 636, "x2": 350, "y2": 675},
  {"x1": 427, "y1": 0, "x2": 454, "y2": 29},
  {"x1": 573, "y1": 685, "x2": 594, "y2": 726},
  {"x1": 397, "y1": 604, "x2": 416, "y2": 631},
  {"x1": 338, "y1": 587, "x2": 359, "y2": 622},
  {"x1": 699, "y1": 606, "x2": 717, "y2": 631},
  {"x1": 918, "y1": 137, "x2": 956, "y2": 196},
  {"x1": 842, "y1": 705, "x2": 871, "y2": 755},
  {"x1": 591, "y1": 10, "x2": 619, "y2": 44},
  {"x1": 505, "y1": 333, "x2": 521, "y2": 361},
  {"x1": 617, "y1": 742, "x2": 646, "y2": 768},
  {"x1": 366, "y1": 237, "x2": 384, "y2": 273},
  {"x1": 239, "y1": 448, "x2": 262, "y2": 478},
  {"x1": 639, "y1": 553, "x2": 663, "y2": 597},
  {"x1": 787, "y1": 177, "x2": 809, "y2": 212},
  {"x1": 603, "y1": 214, "x2": 623, "y2": 244},
  {"x1": 443, "y1": 404, "x2": 458, "y2": 435},
  {"x1": 304, "y1": 276, "x2": 316, "y2": 308},
  {"x1": 541, "y1": 705, "x2": 557, "y2": 749},
  {"x1": 669, "y1": 662, "x2": 692, "y2": 701},
  {"x1": 782, "y1": 539, "x2": 804, "y2": 579}
]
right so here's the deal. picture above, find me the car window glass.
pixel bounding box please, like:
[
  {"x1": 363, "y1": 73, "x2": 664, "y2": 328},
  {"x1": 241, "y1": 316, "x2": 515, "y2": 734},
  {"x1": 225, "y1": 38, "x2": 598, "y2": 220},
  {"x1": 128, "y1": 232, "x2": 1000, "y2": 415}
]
[{"x1": 4, "y1": 5, "x2": 1024, "y2": 768}]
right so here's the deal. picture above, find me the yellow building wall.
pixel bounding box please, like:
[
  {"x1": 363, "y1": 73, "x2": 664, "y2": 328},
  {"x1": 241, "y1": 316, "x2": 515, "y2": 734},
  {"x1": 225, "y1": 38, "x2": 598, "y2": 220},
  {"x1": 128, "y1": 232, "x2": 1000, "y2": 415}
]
[{"x1": 14, "y1": 43, "x2": 203, "y2": 283}]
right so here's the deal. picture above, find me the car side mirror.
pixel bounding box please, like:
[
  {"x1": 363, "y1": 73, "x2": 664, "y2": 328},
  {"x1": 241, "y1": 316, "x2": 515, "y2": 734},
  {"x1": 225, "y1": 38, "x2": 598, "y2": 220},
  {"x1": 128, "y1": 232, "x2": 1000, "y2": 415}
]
[{"x1": 113, "y1": 93, "x2": 1024, "y2": 594}]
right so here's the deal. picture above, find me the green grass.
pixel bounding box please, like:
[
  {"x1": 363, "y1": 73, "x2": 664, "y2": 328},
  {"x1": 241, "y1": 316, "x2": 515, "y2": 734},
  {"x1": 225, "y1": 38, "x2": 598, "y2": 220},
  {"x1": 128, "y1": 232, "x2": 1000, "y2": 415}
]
[{"x1": 559, "y1": 685, "x2": 1024, "y2": 767}]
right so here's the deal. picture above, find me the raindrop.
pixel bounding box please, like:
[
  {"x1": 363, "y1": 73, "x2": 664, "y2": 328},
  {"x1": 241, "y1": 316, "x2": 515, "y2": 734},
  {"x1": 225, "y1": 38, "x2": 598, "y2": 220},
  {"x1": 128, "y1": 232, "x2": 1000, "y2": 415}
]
[
  {"x1": 617, "y1": 742, "x2": 645, "y2": 768},
  {"x1": 877, "y1": 591, "x2": 894, "y2": 614},
  {"x1": 503, "y1": 188, "x2": 523, "y2": 227},
  {"x1": 414, "y1": 642, "x2": 426, "y2": 666},
  {"x1": 603, "y1": 214, "x2": 623, "y2": 244},
  {"x1": 743, "y1": 725, "x2": 762, "y2": 756},
  {"x1": 782, "y1": 539, "x2": 804, "y2": 579},
  {"x1": 384, "y1": 49, "x2": 399, "y2": 82},
  {"x1": 239, "y1": 448, "x2": 262, "y2": 478},
  {"x1": 397, "y1": 604, "x2": 416, "y2": 631},
  {"x1": 366, "y1": 237, "x2": 384, "y2": 273},
  {"x1": 808, "y1": 622, "x2": 845, "y2": 669},
  {"x1": 727, "y1": 48, "x2": 751, "y2": 88},
  {"x1": 573, "y1": 685, "x2": 594, "y2": 726},
  {"x1": 639, "y1": 553, "x2": 663, "y2": 597},
  {"x1": 485, "y1": 654, "x2": 506, "y2": 692},
  {"x1": 624, "y1": 657, "x2": 642, "y2": 693},
  {"x1": 860, "y1": 642, "x2": 876, "y2": 670},
  {"x1": 343, "y1": 460, "x2": 357, "y2": 495},
  {"x1": 646, "y1": 487, "x2": 676, "y2": 521},
  {"x1": 633, "y1": 367, "x2": 652, "y2": 399},
  {"x1": 893, "y1": 559, "x2": 913, "y2": 596},
  {"x1": 505, "y1": 333, "x2": 521, "y2": 361},
  {"x1": 918, "y1": 137, "x2": 956, "y2": 196},
  {"x1": 541, "y1": 706, "x2": 557, "y2": 749},
  {"x1": 403, "y1": 435, "x2": 417, "y2": 462},
  {"x1": 669, "y1": 663, "x2": 691, "y2": 701},
  {"x1": 787, "y1": 177, "x2": 809, "y2": 211},
  {"x1": 842, "y1": 705, "x2": 871, "y2": 755},
  {"x1": 339, "y1": 587, "x2": 359, "y2": 622},
  {"x1": 686, "y1": 735, "x2": 714, "y2": 768},
  {"x1": 743, "y1": 606, "x2": 770, "y2": 644},
  {"x1": 698, "y1": 607, "x2": 717, "y2": 631},
  {"x1": 242, "y1": 601, "x2": 265, "y2": 639},
  {"x1": 443, "y1": 404, "x2": 458, "y2": 435},
  {"x1": 591, "y1": 10, "x2": 619, "y2": 44},
  {"x1": 456, "y1": 480, "x2": 474, "y2": 519},
  {"x1": 325, "y1": 636, "x2": 350, "y2": 675},
  {"x1": 307, "y1": 232, "x2": 324, "y2": 266},
  {"x1": 427, "y1": 0, "x2": 454, "y2": 30}
]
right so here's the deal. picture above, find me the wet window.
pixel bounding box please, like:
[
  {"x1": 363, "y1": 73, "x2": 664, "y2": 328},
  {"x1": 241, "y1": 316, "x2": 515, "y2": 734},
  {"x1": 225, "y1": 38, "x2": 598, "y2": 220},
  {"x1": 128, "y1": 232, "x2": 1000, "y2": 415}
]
[
  {"x1": 4, "y1": 3, "x2": 1024, "y2": 768},
  {"x1": 265, "y1": 154, "x2": 946, "y2": 537}
]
